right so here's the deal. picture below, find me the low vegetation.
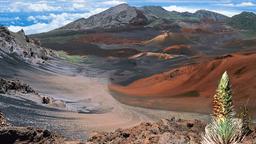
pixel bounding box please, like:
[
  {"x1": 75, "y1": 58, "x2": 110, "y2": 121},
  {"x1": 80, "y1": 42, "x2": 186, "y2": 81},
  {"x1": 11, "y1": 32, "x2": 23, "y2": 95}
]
[{"x1": 56, "y1": 51, "x2": 84, "y2": 64}]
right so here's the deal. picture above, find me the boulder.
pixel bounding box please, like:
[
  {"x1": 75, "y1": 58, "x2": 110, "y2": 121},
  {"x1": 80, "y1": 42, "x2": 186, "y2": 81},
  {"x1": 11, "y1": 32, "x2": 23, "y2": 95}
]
[
  {"x1": 0, "y1": 112, "x2": 10, "y2": 127},
  {"x1": 42, "y1": 96, "x2": 51, "y2": 104}
]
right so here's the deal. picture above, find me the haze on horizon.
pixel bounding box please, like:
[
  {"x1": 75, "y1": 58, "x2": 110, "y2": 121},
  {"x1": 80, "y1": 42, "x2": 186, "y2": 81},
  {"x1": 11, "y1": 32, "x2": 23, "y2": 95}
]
[{"x1": 0, "y1": 0, "x2": 256, "y2": 34}]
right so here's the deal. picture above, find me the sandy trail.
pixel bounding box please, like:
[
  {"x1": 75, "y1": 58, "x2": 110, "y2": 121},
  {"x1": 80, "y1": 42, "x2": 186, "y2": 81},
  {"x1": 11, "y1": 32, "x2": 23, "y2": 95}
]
[{"x1": 0, "y1": 58, "x2": 209, "y2": 140}]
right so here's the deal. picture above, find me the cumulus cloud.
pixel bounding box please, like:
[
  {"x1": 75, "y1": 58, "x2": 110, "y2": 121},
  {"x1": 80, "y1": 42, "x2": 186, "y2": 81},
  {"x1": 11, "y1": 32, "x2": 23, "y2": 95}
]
[
  {"x1": 163, "y1": 5, "x2": 198, "y2": 13},
  {"x1": 27, "y1": 16, "x2": 36, "y2": 22},
  {"x1": 237, "y1": 2, "x2": 256, "y2": 7},
  {"x1": 8, "y1": 8, "x2": 106, "y2": 34},
  {"x1": 222, "y1": 1, "x2": 256, "y2": 7},
  {"x1": 100, "y1": 0, "x2": 126, "y2": 6},
  {"x1": 8, "y1": 1, "x2": 61, "y2": 12},
  {"x1": 3, "y1": 0, "x2": 126, "y2": 12},
  {"x1": 164, "y1": 5, "x2": 238, "y2": 17}
]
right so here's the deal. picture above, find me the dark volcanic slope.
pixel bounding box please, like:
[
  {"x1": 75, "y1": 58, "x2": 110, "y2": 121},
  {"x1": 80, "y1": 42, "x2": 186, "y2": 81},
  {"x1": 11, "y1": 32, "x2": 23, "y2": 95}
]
[
  {"x1": 0, "y1": 27, "x2": 54, "y2": 63},
  {"x1": 228, "y1": 12, "x2": 256, "y2": 31},
  {"x1": 59, "y1": 4, "x2": 148, "y2": 31},
  {"x1": 56, "y1": 4, "x2": 229, "y2": 32}
]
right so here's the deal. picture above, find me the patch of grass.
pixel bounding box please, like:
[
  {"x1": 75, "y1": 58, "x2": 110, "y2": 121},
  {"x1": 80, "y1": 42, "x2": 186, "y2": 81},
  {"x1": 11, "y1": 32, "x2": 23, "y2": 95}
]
[{"x1": 56, "y1": 51, "x2": 84, "y2": 64}]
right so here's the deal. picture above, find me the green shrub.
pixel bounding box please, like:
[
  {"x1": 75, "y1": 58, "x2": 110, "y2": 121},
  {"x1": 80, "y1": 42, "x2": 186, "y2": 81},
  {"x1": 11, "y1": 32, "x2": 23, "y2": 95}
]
[{"x1": 56, "y1": 51, "x2": 84, "y2": 64}]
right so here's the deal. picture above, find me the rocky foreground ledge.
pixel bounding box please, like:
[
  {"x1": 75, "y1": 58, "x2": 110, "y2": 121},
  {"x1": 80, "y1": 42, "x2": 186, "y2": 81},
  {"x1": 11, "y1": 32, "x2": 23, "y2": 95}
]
[
  {"x1": 0, "y1": 112, "x2": 65, "y2": 144},
  {"x1": 87, "y1": 118, "x2": 256, "y2": 144},
  {"x1": 0, "y1": 111, "x2": 255, "y2": 144},
  {"x1": 88, "y1": 118, "x2": 206, "y2": 144}
]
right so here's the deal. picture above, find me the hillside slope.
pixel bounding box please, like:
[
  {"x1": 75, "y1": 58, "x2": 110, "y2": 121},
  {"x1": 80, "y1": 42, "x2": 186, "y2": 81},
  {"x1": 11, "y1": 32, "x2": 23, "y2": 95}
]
[
  {"x1": 0, "y1": 27, "x2": 54, "y2": 63},
  {"x1": 56, "y1": 4, "x2": 229, "y2": 32},
  {"x1": 228, "y1": 12, "x2": 256, "y2": 31},
  {"x1": 59, "y1": 4, "x2": 148, "y2": 31},
  {"x1": 109, "y1": 52, "x2": 256, "y2": 114}
]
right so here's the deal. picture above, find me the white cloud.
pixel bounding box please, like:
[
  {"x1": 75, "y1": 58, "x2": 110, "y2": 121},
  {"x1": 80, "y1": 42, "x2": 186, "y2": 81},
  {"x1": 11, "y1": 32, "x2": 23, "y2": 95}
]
[
  {"x1": 4, "y1": 0, "x2": 126, "y2": 12},
  {"x1": 27, "y1": 16, "x2": 36, "y2": 22},
  {"x1": 164, "y1": 5, "x2": 238, "y2": 17},
  {"x1": 210, "y1": 10, "x2": 238, "y2": 17},
  {"x1": 163, "y1": 5, "x2": 198, "y2": 13},
  {"x1": 100, "y1": 0, "x2": 126, "y2": 6},
  {"x1": 72, "y1": 3, "x2": 86, "y2": 9},
  {"x1": 222, "y1": 2, "x2": 256, "y2": 7},
  {"x1": 14, "y1": 17, "x2": 20, "y2": 20},
  {"x1": 237, "y1": 2, "x2": 256, "y2": 7},
  {"x1": 8, "y1": 1, "x2": 61, "y2": 12},
  {"x1": 8, "y1": 8, "x2": 107, "y2": 34}
]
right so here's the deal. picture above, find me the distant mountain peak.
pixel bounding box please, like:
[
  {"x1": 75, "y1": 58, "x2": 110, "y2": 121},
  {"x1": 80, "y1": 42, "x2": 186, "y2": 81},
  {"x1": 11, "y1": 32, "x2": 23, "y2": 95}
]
[
  {"x1": 58, "y1": 3, "x2": 148, "y2": 31},
  {"x1": 108, "y1": 3, "x2": 131, "y2": 11},
  {"x1": 114, "y1": 3, "x2": 129, "y2": 7},
  {"x1": 239, "y1": 11, "x2": 256, "y2": 16},
  {"x1": 56, "y1": 5, "x2": 231, "y2": 32},
  {"x1": 195, "y1": 9, "x2": 211, "y2": 13},
  {"x1": 194, "y1": 9, "x2": 228, "y2": 22},
  {"x1": 228, "y1": 11, "x2": 256, "y2": 30}
]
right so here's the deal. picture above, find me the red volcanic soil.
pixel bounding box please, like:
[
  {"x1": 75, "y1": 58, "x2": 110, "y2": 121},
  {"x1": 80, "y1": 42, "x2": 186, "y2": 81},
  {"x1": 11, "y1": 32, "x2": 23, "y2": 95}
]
[
  {"x1": 75, "y1": 33, "x2": 142, "y2": 45},
  {"x1": 223, "y1": 39, "x2": 256, "y2": 49},
  {"x1": 164, "y1": 44, "x2": 192, "y2": 51},
  {"x1": 181, "y1": 28, "x2": 211, "y2": 34},
  {"x1": 163, "y1": 44, "x2": 198, "y2": 55},
  {"x1": 109, "y1": 52, "x2": 256, "y2": 114}
]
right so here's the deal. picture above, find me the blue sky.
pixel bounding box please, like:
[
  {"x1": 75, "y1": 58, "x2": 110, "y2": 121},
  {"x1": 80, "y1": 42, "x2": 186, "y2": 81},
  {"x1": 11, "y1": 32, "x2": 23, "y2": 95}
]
[{"x1": 0, "y1": 0, "x2": 255, "y2": 34}]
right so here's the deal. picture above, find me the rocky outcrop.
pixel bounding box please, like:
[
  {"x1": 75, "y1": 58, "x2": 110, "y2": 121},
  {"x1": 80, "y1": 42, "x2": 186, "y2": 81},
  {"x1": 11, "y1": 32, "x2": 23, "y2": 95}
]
[
  {"x1": 87, "y1": 117, "x2": 256, "y2": 144},
  {"x1": 0, "y1": 111, "x2": 255, "y2": 143},
  {"x1": 0, "y1": 112, "x2": 11, "y2": 127},
  {"x1": 87, "y1": 118, "x2": 206, "y2": 144},
  {"x1": 0, "y1": 112, "x2": 65, "y2": 144},
  {"x1": 0, "y1": 127, "x2": 65, "y2": 144},
  {"x1": 0, "y1": 78, "x2": 36, "y2": 94},
  {"x1": 0, "y1": 78, "x2": 66, "y2": 107},
  {"x1": 0, "y1": 27, "x2": 54, "y2": 63}
]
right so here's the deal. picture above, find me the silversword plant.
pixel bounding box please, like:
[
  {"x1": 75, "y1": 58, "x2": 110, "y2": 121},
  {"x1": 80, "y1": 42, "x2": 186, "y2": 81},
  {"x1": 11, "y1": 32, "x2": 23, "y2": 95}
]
[{"x1": 202, "y1": 71, "x2": 244, "y2": 144}]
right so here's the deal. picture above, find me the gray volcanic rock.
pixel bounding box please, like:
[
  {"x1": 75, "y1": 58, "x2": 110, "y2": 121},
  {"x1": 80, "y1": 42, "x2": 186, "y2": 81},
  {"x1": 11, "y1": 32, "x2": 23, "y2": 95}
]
[
  {"x1": 0, "y1": 112, "x2": 11, "y2": 127},
  {"x1": 60, "y1": 4, "x2": 148, "y2": 31},
  {"x1": 17, "y1": 29, "x2": 30, "y2": 42},
  {"x1": 0, "y1": 127, "x2": 64, "y2": 144},
  {"x1": 87, "y1": 118, "x2": 207, "y2": 144},
  {"x1": 56, "y1": 4, "x2": 230, "y2": 32},
  {"x1": 140, "y1": 6, "x2": 198, "y2": 22},
  {"x1": 0, "y1": 113, "x2": 65, "y2": 144},
  {"x1": 0, "y1": 78, "x2": 36, "y2": 94},
  {"x1": 87, "y1": 117, "x2": 256, "y2": 144},
  {"x1": 0, "y1": 26, "x2": 54, "y2": 63},
  {"x1": 140, "y1": 6, "x2": 177, "y2": 21}
]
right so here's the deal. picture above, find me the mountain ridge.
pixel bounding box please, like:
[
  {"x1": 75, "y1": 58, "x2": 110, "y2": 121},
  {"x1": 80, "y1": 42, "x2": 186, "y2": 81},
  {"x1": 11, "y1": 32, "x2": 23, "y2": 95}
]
[
  {"x1": 228, "y1": 11, "x2": 256, "y2": 31},
  {"x1": 56, "y1": 4, "x2": 229, "y2": 32}
]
